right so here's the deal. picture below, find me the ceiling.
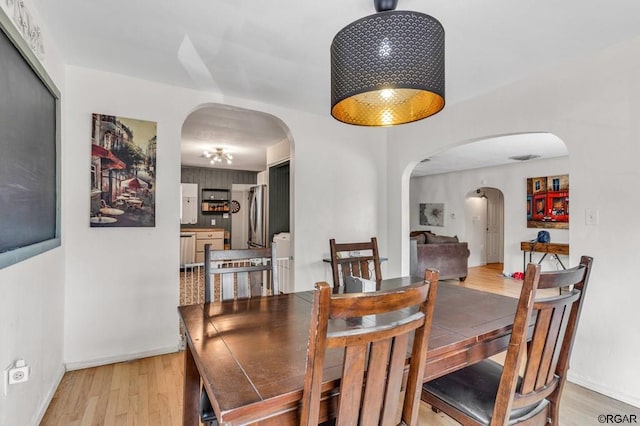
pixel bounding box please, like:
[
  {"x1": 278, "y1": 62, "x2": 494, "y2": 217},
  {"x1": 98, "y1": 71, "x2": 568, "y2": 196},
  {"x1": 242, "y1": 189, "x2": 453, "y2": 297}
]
[
  {"x1": 31, "y1": 0, "x2": 640, "y2": 171},
  {"x1": 181, "y1": 105, "x2": 288, "y2": 171},
  {"x1": 411, "y1": 133, "x2": 568, "y2": 177}
]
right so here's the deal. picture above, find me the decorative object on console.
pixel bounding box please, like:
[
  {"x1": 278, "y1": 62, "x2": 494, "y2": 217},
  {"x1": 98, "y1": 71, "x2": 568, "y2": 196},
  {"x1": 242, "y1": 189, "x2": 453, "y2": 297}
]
[
  {"x1": 330, "y1": 0, "x2": 445, "y2": 126},
  {"x1": 527, "y1": 174, "x2": 569, "y2": 229},
  {"x1": 419, "y1": 203, "x2": 445, "y2": 226},
  {"x1": 536, "y1": 230, "x2": 550, "y2": 243}
]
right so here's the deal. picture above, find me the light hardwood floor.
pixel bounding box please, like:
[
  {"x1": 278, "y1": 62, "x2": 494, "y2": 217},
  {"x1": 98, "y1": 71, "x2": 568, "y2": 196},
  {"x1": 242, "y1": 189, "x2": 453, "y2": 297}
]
[{"x1": 42, "y1": 264, "x2": 639, "y2": 425}]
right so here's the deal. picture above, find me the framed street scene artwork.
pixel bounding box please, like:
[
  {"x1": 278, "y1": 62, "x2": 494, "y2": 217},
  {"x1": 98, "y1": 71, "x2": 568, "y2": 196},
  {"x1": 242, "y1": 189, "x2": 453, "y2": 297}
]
[
  {"x1": 526, "y1": 174, "x2": 569, "y2": 229},
  {"x1": 90, "y1": 114, "x2": 157, "y2": 227}
]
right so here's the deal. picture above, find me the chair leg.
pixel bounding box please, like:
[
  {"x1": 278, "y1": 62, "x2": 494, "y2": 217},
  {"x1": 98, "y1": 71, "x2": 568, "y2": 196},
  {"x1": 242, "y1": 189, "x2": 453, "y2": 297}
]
[
  {"x1": 200, "y1": 388, "x2": 219, "y2": 425},
  {"x1": 547, "y1": 398, "x2": 560, "y2": 426}
]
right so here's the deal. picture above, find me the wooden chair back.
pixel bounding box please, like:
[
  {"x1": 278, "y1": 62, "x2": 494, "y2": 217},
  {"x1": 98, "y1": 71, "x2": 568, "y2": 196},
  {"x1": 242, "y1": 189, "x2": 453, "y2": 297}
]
[
  {"x1": 493, "y1": 256, "x2": 593, "y2": 424},
  {"x1": 329, "y1": 237, "x2": 382, "y2": 294},
  {"x1": 300, "y1": 269, "x2": 439, "y2": 426},
  {"x1": 199, "y1": 245, "x2": 279, "y2": 425},
  {"x1": 204, "y1": 245, "x2": 278, "y2": 302}
]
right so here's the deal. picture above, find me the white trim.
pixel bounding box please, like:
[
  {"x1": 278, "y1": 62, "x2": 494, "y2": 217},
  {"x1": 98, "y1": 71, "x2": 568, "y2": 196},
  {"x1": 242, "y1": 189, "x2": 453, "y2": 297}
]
[
  {"x1": 64, "y1": 345, "x2": 180, "y2": 372},
  {"x1": 33, "y1": 365, "x2": 65, "y2": 426},
  {"x1": 568, "y1": 373, "x2": 640, "y2": 409}
]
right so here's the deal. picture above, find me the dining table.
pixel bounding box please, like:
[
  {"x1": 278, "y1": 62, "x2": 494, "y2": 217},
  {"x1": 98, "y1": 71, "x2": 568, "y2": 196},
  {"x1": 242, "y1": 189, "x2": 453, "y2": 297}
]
[{"x1": 179, "y1": 276, "x2": 521, "y2": 425}]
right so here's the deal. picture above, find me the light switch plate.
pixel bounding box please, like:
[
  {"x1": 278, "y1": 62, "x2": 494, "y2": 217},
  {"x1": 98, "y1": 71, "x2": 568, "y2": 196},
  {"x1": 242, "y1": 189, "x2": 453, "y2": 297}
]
[{"x1": 585, "y1": 209, "x2": 599, "y2": 225}]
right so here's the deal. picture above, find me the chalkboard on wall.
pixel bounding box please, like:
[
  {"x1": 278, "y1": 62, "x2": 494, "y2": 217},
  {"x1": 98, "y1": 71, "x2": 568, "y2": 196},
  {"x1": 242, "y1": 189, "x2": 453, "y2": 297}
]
[{"x1": 0, "y1": 8, "x2": 61, "y2": 269}]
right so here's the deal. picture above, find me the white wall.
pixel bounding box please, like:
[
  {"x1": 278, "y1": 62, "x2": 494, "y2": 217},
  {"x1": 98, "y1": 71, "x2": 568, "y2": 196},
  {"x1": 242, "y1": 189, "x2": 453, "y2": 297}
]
[
  {"x1": 0, "y1": 2, "x2": 67, "y2": 425},
  {"x1": 266, "y1": 139, "x2": 290, "y2": 166},
  {"x1": 63, "y1": 67, "x2": 196, "y2": 367},
  {"x1": 387, "y1": 35, "x2": 640, "y2": 407},
  {"x1": 410, "y1": 157, "x2": 570, "y2": 274},
  {"x1": 62, "y1": 66, "x2": 388, "y2": 367}
]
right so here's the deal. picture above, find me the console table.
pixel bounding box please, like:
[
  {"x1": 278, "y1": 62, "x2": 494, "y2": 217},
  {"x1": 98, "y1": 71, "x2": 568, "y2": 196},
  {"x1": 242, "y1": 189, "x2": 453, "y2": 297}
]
[{"x1": 520, "y1": 241, "x2": 569, "y2": 272}]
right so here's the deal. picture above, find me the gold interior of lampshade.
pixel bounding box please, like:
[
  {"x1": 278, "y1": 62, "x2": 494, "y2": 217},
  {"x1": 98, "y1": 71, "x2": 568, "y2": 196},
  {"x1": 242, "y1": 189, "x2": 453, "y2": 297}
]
[{"x1": 331, "y1": 88, "x2": 445, "y2": 126}]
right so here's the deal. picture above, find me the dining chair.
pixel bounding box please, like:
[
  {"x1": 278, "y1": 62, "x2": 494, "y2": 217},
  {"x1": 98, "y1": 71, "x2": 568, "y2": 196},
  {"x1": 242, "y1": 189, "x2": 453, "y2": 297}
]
[
  {"x1": 300, "y1": 269, "x2": 439, "y2": 426},
  {"x1": 204, "y1": 244, "x2": 279, "y2": 302},
  {"x1": 329, "y1": 237, "x2": 382, "y2": 294},
  {"x1": 199, "y1": 245, "x2": 279, "y2": 425},
  {"x1": 421, "y1": 256, "x2": 594, "y2": 426}
]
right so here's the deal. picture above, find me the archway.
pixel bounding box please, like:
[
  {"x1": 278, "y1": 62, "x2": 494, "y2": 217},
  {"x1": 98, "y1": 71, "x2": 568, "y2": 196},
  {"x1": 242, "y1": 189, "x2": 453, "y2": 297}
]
[
  {"x1": 464, "y1": 187, "x2": 504, "y2": 267},
  {"x1": 178, "y1": 103, "x2": 296, "y2": 292},
  {"x1": 406, "y1": 132, "x2": 568, "y2": 276}
]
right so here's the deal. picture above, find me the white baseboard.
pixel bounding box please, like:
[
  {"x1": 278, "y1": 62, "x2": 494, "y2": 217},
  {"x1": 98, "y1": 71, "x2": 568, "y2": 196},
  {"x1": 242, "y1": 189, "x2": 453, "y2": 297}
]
[
  {"x1": 568, "y1": 372, "x2": 640, "y2": 409},
  {"x1": 33, "y1": 365, "x2": 65, "y2": 426},
  {"x1": 65, "y1": 345, "x2": 180, "y2": 371}
]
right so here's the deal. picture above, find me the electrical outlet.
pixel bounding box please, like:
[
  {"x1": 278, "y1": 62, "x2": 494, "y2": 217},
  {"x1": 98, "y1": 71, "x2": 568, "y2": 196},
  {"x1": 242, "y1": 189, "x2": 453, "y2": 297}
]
[
  {"x1": 8, "y1": 360, "x2": 29, "y2": 385},
  {"x1": 211, "y1": 219, "x2": 216, "y2": 225},
  {"x1": 3, "y1": 360, "x2": 30, "y2": 395}
]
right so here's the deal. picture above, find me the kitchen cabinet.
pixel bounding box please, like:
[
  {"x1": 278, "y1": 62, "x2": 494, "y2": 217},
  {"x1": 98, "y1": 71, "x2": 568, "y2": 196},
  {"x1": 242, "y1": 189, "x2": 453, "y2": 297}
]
[
  {"x1": 181, "y1": 227, "x2": 229, "y2": 262},
  {"x1": 194, "y1": 228, "x2": 225, "y2": 262}
]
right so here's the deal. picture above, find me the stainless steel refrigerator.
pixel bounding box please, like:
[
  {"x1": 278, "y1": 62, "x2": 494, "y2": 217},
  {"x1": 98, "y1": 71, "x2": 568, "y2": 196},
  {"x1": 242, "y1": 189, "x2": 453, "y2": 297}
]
[{"x1": 248, "y1": 185, "x2": 267, "y2": 248}]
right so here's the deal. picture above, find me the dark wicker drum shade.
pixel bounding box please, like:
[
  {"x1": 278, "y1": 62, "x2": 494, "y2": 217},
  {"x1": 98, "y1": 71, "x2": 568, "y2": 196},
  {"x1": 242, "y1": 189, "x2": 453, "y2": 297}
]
[{"x1": 331, "y1": 10, "x2": 445, "y2": 126}]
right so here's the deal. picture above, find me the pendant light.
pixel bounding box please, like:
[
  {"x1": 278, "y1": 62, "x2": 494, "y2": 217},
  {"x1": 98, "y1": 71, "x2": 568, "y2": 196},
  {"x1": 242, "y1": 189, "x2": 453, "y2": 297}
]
[{"x1": 331, "y1": 0, "x2": 445, "y2": 126}]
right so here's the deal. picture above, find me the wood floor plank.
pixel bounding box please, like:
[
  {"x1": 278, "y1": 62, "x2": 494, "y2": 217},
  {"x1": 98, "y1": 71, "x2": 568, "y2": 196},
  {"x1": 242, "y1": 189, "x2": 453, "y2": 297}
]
[
  {"x1": 137, "y1": 373, "x2": 150, "y2": 426},
  {"x1": 91, "y1": 364, "x2": 113, "y2": 425},
  {"x1": 109, "y1": 361, "x2": 121, "y2": 392},
  {"x1": 115, "y1": 362, "x2": 130, "y2": 415},
  {"x1": 69, "y1": 370, "x2": 92, "y2": 424},
  {"x1": 41, "y1": 265, "x2": 640, "y2": 425},
  {"x1": 102, "y1": 389, "x2": 119, "y2": 426},
  {"x1": 80, "y1": 396, "x2": 97, "y2": 426},
  {"x1": 146, "y1": 356, "x2": 161, "y2": 422}
]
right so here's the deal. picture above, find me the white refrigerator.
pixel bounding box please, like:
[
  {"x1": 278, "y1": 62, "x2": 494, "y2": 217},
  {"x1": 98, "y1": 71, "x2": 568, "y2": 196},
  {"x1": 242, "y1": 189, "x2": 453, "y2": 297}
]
[{"x1": 248, "y1": 185, "x2": 267, "y2": 248}]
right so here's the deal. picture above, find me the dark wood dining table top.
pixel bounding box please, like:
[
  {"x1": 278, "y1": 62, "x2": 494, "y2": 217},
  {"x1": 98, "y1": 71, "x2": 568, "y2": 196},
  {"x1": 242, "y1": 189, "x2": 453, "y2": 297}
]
[{"x1": 179, "y1": 276, "x2": 520, "y2": 425}]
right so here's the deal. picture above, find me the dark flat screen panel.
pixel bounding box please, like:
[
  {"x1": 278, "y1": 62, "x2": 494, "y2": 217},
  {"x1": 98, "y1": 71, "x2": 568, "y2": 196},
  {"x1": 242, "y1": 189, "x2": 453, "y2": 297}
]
[{"x1": 0, "y1": 14, "x2": 59, "y2": 260}]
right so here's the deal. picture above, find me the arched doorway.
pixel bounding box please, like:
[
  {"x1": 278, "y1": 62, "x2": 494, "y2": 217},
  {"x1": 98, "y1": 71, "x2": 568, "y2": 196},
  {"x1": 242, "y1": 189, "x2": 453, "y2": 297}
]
[
  {"x1": 180, "y1": 103, "x2": 294, "y2": 247},
  {"x1": 407, "y1": 132, "x2": 568, "y2": 276},
  {"x1": 464, "y1": 187, "x2": 504, "y2": 266},
  {"x1": 178, "y1": 103, "x2": 296, "y2": 299}
]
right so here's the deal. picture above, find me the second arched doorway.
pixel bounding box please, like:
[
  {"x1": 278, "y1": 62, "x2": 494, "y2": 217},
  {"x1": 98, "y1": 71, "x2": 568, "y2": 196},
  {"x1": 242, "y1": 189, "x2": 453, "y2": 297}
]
[{"x1": 464, "y1": 187, "x2": 504, "y2": 267}]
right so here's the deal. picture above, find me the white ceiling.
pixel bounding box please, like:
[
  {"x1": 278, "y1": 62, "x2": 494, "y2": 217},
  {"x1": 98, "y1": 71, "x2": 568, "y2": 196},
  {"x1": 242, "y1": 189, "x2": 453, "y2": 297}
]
[
  {"x1": 410, "y1": 133, "x2": 568, "y2": 177},
  {"x1": 31, "y1": 0, "x2": 640, "y2": 171},
  {"x1": 181, "y1": 105, "x2": 288, "y2": 171}
]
